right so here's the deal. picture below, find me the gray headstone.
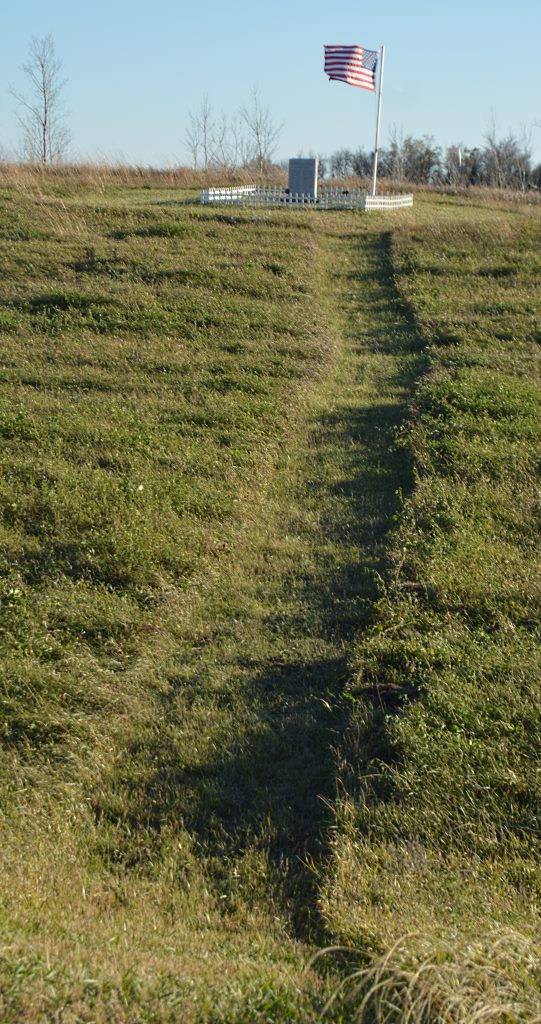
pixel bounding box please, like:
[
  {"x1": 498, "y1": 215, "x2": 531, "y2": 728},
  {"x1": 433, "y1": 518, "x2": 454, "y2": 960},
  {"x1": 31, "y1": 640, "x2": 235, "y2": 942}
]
[{"x1": 288, "y1": 158, "x2": 318, "y2": 198}]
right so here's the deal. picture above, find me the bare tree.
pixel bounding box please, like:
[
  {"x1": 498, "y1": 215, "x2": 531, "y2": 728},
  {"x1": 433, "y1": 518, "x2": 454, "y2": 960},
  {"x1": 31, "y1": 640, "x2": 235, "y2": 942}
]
[
  {"x1": 483, "y1": 119, "x2": 532, "y2": 190},
  {"x1": 445, "y1": 144, "x2": 464, "y2": 186},
  {"x1": 11, "y1": 34, "x2": 71, "y2": 164},
  {"x1": 402, "y1": 136, "x2": 441, "y2": 183},
  {"x1": 210, "y1": 112, "x2": 233, "y2": 171},
  {"x1": 240, "y1": 87, "x2": 282, "y2": 173},
  {"x1": 515, "y1": 124, "x2": 533, "y2": 192},
  {"x1": 184, "y1": 96, "x2": 215, "y2": 171},
  {"x1": 351, "y1": 148, "x2": 372, "y2": 177},
  {"x1": 198, "y1": 95, "x2": 214, "y2": 172},
  {"x1": 329, "y1": 148, "x2": 353, "y2": 177},
  {"x1": 185, "y1": 111, "x2": 202, "y2": 170},
  {"x1": 385, "y1": 124, "x2": 405, "y2": 180},
  {"x1": 483, "y1": 119, "x2": 509, "y2": 188},
  {"x1": 228, "y1": 114, "x2": 250, "y2": 169}
]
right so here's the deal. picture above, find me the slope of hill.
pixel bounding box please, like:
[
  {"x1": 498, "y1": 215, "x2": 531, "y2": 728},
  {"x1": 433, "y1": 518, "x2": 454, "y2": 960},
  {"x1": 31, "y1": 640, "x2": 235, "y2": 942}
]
[
  {"x1": 1, "y1": 172, "x2": 540, "y2": 1022},
  {"x1": 322, "y1": 197, "x2": 541, "y2": 1019}
]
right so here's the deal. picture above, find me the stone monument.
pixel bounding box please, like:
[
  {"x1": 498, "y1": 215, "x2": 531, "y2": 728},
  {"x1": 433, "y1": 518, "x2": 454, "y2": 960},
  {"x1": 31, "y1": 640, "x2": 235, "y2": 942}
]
[{"x1": 288, "y1": 158, "x2": 319, "y2": 199}]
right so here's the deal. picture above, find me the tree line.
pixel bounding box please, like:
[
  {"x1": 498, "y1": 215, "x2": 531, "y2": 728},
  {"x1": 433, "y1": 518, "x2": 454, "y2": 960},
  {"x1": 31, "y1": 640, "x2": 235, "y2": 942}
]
[
  {"x1": 7, "y1": 34, "x2": 541, "y2": 191},
  {"x1": 183, "y1": 99, "x2": 541, "y2": 191},
  {"x1": 321, "y1": 126, "x2": 540, "y2": 191}
]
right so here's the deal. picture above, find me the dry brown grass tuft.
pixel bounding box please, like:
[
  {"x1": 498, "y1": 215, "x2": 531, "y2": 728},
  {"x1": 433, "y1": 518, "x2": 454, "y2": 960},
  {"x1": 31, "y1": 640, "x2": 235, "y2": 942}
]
[{"x1": 320, "y1": 931, "x2": 541, "y2": 1024}]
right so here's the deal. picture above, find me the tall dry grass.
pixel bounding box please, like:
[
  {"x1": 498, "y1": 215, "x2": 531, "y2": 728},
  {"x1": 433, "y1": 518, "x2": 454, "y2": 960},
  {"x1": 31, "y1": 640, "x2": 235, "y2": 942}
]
[
  {"x1": 320, "y1": 931, "x2": 541, "y2": 1023},
  {"x1": 0, "y1": 160, "x2": 287, "y2": 191},
  {"x1": 2, "y1": 160, "x2": 539, "y2": 201}
]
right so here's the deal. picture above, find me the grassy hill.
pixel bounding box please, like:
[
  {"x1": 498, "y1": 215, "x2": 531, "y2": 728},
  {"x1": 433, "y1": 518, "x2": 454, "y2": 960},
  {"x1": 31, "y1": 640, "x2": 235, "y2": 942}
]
[{"x1": 1, "y1": 170, "x2": 540, "y2": 1022}]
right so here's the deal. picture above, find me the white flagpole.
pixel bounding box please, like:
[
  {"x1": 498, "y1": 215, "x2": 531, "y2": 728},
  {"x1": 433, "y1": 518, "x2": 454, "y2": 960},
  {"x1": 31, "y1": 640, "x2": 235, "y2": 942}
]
[{"x1": 371, "y1": 44, "x2": 385, "y2": 196}]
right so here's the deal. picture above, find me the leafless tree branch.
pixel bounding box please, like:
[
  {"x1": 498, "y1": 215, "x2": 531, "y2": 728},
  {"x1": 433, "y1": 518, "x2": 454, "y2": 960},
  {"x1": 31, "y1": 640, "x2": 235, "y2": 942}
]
[{"x1": 10, "y1": 34, "x2": 71, "y2": 164}]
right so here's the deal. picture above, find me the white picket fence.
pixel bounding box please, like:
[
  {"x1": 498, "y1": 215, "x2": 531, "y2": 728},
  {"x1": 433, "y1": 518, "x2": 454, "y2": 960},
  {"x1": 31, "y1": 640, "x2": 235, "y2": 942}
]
[
  {"x1": 200, "y1": 186, "x2": 413, "y2": 211},
  {"x1": 364, "y1": 193, "x2": 414, "y2": 210}
]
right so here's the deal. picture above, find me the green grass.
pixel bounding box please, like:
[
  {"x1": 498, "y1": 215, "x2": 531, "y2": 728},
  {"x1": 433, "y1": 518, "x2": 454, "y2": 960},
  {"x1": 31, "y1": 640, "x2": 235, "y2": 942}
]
[
  {"x1": 321, "y1": 197, "x2": 541, "y2": 1018},
  {"x1": 1, "y1": 173, "x2": 540, "y2": 1022}
]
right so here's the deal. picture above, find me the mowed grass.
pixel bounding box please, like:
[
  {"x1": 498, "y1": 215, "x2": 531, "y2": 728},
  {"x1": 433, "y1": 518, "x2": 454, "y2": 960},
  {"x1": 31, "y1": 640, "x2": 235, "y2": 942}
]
[
  {"x1": 0, "y1": 186, "x2": 321, "y2": 755},
  {"x1": 1, "y1": 172, "x2": 541, "y2": 1022},
  {"x1": 322, "y1": 196, "x2": 541, "y2": 1020},
  {"x1": 0, "y1": 179, "x2": 346, "y2": 1020}
]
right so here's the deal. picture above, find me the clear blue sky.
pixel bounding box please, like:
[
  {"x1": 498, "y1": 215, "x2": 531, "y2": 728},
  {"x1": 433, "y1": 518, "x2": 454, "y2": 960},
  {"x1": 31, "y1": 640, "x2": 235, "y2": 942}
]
[{"x1": 1, "y1": 0, "x2": 540, "y2": 166}]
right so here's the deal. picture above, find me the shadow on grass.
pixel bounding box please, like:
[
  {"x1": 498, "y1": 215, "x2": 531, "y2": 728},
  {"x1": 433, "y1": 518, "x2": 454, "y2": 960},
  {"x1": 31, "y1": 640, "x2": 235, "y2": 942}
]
[{"x1": 94, "y1": 228, "x2": 427, "y2": 939}]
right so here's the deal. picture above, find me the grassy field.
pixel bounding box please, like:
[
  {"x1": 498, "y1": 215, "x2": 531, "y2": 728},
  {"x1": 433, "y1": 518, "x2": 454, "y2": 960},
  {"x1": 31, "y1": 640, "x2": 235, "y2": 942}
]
[
  {"x1": 321, "y1": 198, "x2": 541, "y2": 1019},
  {"x1": 0, "y1": 172, "x2": 540, "y2": 1022}
]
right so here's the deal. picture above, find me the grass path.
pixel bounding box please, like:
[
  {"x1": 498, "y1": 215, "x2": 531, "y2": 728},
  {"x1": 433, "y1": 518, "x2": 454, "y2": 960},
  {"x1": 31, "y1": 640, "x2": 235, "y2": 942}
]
[
  {"x1": 98, "y1": 219, "x2": 424, "y2": 919},
  {"x1": 0, "y1": 190, "x2": 424, "y2": 1021},
  {"x1": 83, "y1": 217, "x2": 425, "y2": 1015}
]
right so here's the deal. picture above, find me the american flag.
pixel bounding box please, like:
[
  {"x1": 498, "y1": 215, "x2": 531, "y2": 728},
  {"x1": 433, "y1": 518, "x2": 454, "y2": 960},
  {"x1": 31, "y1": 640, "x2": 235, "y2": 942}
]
[{"x1": 324, "y1": 44, "x2": 378, "y2": 91}]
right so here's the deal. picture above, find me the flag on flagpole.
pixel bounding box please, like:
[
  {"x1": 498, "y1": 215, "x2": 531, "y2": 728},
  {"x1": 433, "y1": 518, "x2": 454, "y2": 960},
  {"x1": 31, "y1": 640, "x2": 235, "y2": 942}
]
[{"x1": 324, "y1": 45, "x2": 378, "y2": 91}]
